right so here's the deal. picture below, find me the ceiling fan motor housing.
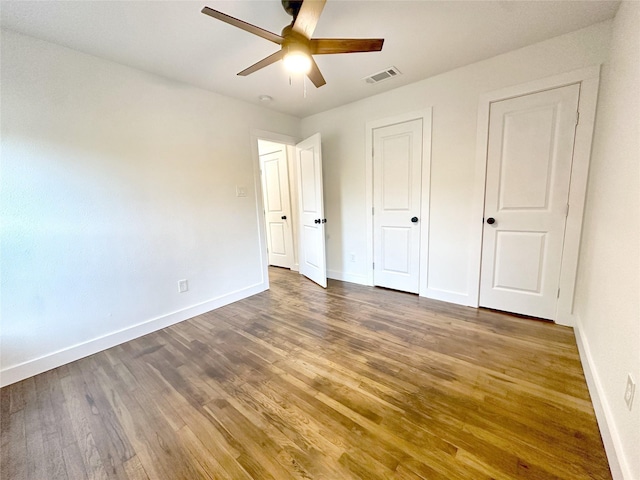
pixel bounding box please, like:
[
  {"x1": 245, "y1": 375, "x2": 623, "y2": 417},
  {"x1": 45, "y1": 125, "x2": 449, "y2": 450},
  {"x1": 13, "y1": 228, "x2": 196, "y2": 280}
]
[
  {"x1": 281, "y1": 0, "x2": 303, "y2": 19},
  {"x1": 281, "y1": 25, "x2": 311, "y2": 52}
]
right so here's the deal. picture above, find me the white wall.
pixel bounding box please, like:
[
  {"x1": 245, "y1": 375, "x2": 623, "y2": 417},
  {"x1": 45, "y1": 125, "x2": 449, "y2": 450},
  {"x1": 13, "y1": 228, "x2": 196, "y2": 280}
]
[
  {"x1": 573, "y1": 3, "x2": 640, "y2": 479},
  {"x1": 1, "y1": 11, "x2": 635, "y2": 475},
  {"x1": 0, "y1": 30, "x2": 300, "y2": 386},
  {"x1": 301, "y1": 21, "x2": 611, "y2": 304}
]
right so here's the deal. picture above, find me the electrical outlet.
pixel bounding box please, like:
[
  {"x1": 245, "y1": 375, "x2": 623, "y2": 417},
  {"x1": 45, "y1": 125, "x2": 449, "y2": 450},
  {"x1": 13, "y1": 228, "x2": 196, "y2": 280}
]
[
  {"x1": 236, "y1": 186, "x2": 247, "y2": 197},
  {"x1": 178, "y1": 279, "x2": 189, "y2": 293},
  {"x1": 624, "y1": 374, "x2": 635, "y2": 411}
]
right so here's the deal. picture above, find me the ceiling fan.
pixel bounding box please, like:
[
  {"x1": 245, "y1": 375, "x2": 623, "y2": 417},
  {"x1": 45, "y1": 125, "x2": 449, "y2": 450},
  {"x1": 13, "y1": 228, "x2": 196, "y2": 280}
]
[{"x1": 201, "y1": 0, "x2": 384, "y2": 88}]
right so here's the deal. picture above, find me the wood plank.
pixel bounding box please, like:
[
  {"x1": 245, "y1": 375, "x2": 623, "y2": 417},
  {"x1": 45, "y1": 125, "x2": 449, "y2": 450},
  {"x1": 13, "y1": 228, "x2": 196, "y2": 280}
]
[
  {"x1": 2, "y1": 408, "x2": 27, "y2": 480},
  {"x1": 33, "y1": 373, "x2": 69, "y2": 480},
  {"x1": 23, "y1": 377, "x2": 47, "y2": 480},
  {"x1": 59, "y1": 374, "x2": 110, "y2": 480}
]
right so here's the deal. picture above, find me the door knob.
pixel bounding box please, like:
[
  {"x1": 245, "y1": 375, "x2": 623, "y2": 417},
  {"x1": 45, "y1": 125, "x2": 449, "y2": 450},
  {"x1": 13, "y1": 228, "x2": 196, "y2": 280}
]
[
  {"x1": 486, "y1": 217, "x2": 496, "y2": 225},
  {"x1": 321, "y1": 219, "x2": 327, "y2": 224},
  {"x1": 281, "y1": 215, "x2": 287, "y2": 220},
  {"x1": 314, "y1": 219, "x2": 321, "y2": 224},
  {"x1": 411, "y1": 217, "x2": 419, "y2": 223}
]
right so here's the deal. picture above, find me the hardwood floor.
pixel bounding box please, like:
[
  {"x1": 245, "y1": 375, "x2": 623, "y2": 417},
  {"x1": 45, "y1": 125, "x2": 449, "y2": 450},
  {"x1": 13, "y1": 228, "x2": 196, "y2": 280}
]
[{"x1": 1, "y1": 267, "x2": 611, "y2": 479}]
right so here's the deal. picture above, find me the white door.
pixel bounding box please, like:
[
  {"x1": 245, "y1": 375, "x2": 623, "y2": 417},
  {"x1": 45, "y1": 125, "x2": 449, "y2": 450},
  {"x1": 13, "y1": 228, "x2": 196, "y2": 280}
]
[
  {"x1": 260, "y1": 146, "x2": 294, "y2": 268},
  {"x1": 296, "y1": 133, "x2": 327, "y2": 288},
  {"x1": 373, "y1": 119, "x2": 423, "y2": 293},
  {"x1": 480, "y1": 83, "x2": 580, "y2": 320}
]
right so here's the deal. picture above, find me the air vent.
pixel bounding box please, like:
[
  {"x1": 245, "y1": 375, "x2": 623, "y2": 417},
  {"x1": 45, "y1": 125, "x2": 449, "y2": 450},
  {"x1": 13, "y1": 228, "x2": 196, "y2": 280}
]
[{"x1": 364, "y1": 67, "x2": 402, "y2": 84}]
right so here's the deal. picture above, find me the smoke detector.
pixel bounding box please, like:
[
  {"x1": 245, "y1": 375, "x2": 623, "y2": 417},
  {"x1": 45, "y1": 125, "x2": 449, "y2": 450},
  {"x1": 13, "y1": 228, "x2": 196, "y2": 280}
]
[{"x1": 363, "y1": 66, "x2": 402, "y2": 84}]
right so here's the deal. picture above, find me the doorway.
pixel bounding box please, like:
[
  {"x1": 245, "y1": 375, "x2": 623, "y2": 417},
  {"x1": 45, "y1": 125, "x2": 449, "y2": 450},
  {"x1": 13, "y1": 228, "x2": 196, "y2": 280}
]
[
  {"x1": 365, "y1": 109, "x2": 433, "y2": 295},
  {"x1": 479, "y1": 84, "x2": 580, "y2": 320},
  {"x1": 258, "y1": 139, "x2": 296, "y2": 270},
  {"x1": 470, "y1": 66, "x2": 601, "y2": 326},
  {"x1": 252, "y1": 131, "x2": 328, "y2": 289},
  {"x1": 372, "y1": 119, "x2": 423, "y2": 293}
]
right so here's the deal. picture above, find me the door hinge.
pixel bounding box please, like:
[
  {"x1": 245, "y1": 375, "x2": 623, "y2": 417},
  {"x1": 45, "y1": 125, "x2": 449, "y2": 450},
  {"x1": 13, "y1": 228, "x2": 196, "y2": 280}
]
[
  {"x1": 372, "y1": 262, "x2": 375, "y2": 270},
  {"x1": 566, "y1": 203, "x2": 570, "y2": 217},
  {"x1": 575, "y1": 111, "x2": 580, "y2": 126},
  {"x1": 557, "y1": 288, "x2": 560, "y2": 298},
  {"x1": 372, "y1": 207, "x2": 374, "y2": 215}
]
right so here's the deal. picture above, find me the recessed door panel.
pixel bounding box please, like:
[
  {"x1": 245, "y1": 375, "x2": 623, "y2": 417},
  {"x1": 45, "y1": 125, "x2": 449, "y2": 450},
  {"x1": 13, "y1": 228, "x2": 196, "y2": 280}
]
[
  {"x1": 303, "y1": 225, "x2": 320, "y2": 268},
  {"x1": 269, "y1": 222, "x2": 287, "y2": 255},
  {"x1": 264, "y1": 159, "x2": 283, "y2": 212},
  {"x1": 493, "y1": 231, "x2": 546, "y2": 293},
  {"x1": 480, "y1": 83, "x2": 580, "y2": 319},
  {"x1": 499, "y1": 107, "x2": 556, "y2": 211},
  {"x1": 382, "y1": 227, "x2": 411, "y2": 274},
  {"x1": 300, "y1": 149, "x2": 317, "y2": 213},
  {"x1": 382, "y1": 134, "x2": 412, "y2": 210}
]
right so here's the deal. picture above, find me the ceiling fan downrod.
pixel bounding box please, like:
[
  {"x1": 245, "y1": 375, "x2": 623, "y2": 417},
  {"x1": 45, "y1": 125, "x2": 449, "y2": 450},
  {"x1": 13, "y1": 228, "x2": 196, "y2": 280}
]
[{"x1": 281, "y1": 0, "x2": 303, "y2": 20}]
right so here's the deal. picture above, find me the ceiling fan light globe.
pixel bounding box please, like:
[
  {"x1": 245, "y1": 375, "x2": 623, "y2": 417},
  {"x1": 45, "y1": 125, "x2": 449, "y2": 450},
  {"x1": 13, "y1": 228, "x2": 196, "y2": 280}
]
[{"x1": 283, "y1": 51, "x2": 312, "y2": 74}]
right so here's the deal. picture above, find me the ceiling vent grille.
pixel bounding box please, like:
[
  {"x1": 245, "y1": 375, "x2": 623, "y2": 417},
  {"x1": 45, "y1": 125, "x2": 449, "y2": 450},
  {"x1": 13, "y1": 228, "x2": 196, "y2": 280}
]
[{"x1": 364, "y1": 67, "x2": 402, "y2": 84}]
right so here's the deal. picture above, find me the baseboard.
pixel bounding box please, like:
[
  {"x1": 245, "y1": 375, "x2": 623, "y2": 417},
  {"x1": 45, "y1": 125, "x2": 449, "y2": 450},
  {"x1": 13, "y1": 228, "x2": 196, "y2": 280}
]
[
  {"x1": 327, "y1": 269, "x2": 370, "y2": 286},
  {"x1": 555, "y1": 310, "x2": 577, "y2": 328},
  {"x1": 422, "y1": 287, "x2": 471, "y2": 306},
  {"x1": 574, "y1": 317, "x2": 629, "y2": 480},
  {"x1": 0, "y1": 282, "x2": 268, "y2": 388}
]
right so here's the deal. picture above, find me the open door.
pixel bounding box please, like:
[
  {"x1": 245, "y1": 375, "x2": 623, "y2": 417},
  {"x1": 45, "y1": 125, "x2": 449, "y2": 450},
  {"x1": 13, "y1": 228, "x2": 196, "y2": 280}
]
[{"x1": 295, "y1": 133, "x2": 327, "y2": 288}]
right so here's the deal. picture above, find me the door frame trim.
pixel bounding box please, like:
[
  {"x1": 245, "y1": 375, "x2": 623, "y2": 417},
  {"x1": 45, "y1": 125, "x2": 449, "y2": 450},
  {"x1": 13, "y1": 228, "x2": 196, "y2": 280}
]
[
  {"x1": 468, "y1": 66, "x2": 601, "y2": 326},
  {"x1": 365, "y1": 109, "x2": 433, "y2": 294},
  {"x1": 250, "y1": 130, "x2": 300, "y2": 290}
]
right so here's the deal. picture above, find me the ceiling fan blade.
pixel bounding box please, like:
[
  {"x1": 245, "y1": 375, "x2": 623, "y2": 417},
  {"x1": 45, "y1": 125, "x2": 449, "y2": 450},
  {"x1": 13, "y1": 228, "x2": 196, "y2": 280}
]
[
  {"x1": 237, "y1": 50, "x2": 285, "y2": 76},
  {"x1": 306, "y1": 57, "x2": 326, "y2": 88},
  {"x1": 310, "y1": 38, "x2": 384, "y2": 55},
  {"x1": 201, "y1": 7, "x2": 283, "y2": 44},
  {"x1": 292, "y1": 0, "x2": 326, "y2": 39}
]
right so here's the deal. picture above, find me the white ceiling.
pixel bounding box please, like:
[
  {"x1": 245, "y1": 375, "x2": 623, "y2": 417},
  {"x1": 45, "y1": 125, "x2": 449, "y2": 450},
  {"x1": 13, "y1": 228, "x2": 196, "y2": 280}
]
[{"x1": 1, "y1": 1, "x2": 618, "y2": 118}]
